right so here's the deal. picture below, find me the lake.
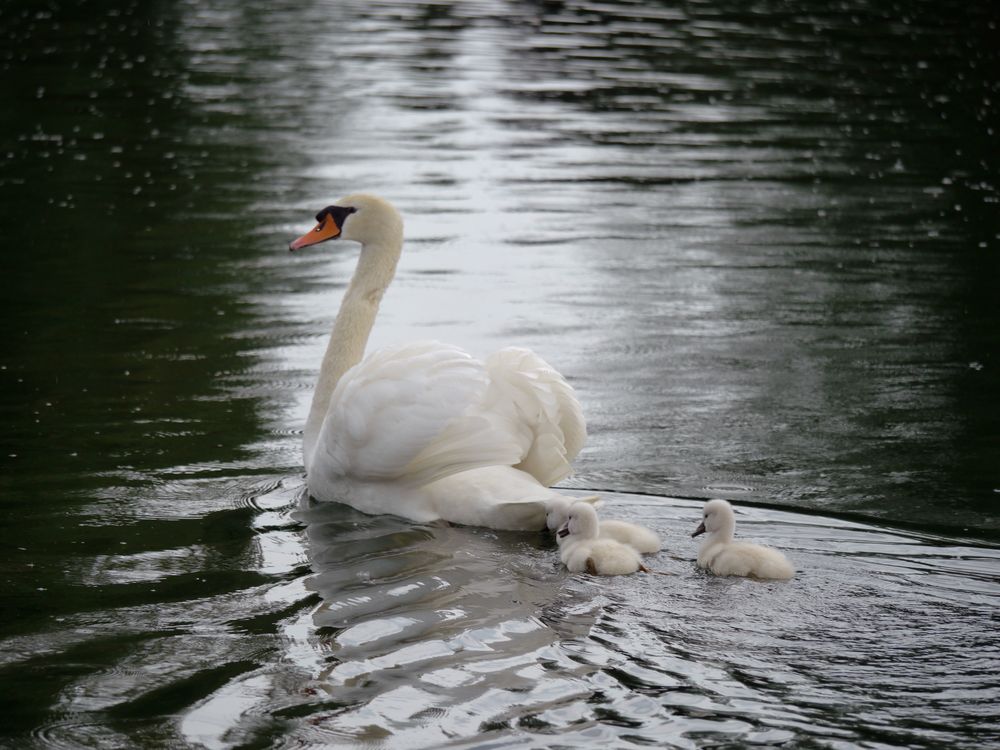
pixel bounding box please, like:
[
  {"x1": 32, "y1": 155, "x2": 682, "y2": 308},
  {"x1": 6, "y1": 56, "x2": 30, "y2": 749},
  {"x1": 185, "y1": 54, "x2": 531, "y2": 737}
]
[{"x1": 1, "y1": 0, "x2": 998, "y2": 747}]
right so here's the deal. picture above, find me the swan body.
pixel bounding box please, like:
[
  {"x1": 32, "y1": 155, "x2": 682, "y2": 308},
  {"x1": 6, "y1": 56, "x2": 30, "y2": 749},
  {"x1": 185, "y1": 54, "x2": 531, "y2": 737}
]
[
  {"x1": 550, "y1": 500, "x2": 661, "y2": 554},
  {"x1": 558, "y1": 502, "x2": 644, "y2": 576},
  {"x1": 290, "y1": 194, "x2": 587, "y2": 531},
  {"x1": 692, "y1": 499, "x2": 794, "y2": 580}
]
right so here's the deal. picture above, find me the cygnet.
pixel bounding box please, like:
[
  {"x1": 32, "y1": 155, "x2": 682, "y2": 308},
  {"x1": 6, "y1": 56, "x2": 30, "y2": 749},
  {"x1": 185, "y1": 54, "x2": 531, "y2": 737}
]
[
  {"x1": 545, "y1": 494, "x2": 600, "y2": 532},
  {"x1": 692, "y1": 499, "x2": 794, "y2": 580},
  {"x1": 558, "y1": 502, "x2": 645, "y2": 576},
  {"x1": 549, "y1": 499, "x2": 661, "y2": 554}
]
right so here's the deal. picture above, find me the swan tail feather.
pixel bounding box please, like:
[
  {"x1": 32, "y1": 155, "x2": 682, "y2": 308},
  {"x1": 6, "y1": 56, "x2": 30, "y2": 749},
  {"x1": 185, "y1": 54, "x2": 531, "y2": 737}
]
[{"x1": 484, "y1": 347, "x2": 587, "y2": 487}]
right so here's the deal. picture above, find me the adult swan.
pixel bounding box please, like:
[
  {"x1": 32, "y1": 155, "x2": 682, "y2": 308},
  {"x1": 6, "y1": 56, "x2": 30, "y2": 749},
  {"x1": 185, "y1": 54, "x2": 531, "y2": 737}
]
[{"x1": 288, "y1": 194, "x2": 587, "y2": 530}]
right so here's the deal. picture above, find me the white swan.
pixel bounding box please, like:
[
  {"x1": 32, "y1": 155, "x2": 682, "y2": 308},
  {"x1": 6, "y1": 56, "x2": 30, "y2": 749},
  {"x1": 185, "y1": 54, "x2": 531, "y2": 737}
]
[
  {"x1": 289, "y1": 194, "x2": 587, "y2": 531},
  {"x1": 558, "y1": 502, "x2": 645, "y2": 576},
  {"x1": 692, "y1": 499, "x2": 794, "y2": 580},
  {"x1": 551, "y1": 500, "x2": 661, "y2": 554}
]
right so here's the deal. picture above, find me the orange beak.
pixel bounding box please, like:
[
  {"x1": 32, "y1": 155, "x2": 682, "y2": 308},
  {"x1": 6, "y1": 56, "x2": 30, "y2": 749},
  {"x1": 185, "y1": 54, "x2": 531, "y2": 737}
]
[{"x1": 289, "y1": 214, "x2": 342, "y2": 251}]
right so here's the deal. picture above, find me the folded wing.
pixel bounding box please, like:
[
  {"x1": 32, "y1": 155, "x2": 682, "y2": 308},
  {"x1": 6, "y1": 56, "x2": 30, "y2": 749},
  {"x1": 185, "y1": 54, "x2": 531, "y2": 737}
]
[
  {"x1": 311, "y1": 341, "x2": 522, "y2": 487},
  {"x1": 310, "y1": 341, "x2": 586, "y2": 490},
  {"x1": 483, "y1": 347, "x2": 587, "y2": 487}
]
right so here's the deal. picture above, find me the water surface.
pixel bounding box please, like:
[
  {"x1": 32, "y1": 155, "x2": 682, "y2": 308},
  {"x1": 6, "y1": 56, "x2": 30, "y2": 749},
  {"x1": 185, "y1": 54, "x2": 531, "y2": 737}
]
[{"x1": 1, "y1": 0, "x2": 998, "y2": 747}]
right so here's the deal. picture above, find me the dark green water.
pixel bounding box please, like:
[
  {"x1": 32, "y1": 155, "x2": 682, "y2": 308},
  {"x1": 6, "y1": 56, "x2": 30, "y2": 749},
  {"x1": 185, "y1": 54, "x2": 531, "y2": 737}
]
[{"x1": 2, "y1": 0, "x2": 998, "y2": 747}]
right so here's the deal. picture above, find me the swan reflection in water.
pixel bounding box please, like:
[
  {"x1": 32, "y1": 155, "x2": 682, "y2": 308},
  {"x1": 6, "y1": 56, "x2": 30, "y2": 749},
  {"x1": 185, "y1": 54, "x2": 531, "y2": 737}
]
[{"x1": 293, "y1": 496, "x2": 604, "y2": 727}]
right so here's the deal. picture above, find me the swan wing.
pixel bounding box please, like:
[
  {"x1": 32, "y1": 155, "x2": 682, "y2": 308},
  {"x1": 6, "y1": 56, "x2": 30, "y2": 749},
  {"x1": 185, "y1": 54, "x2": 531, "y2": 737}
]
[
  {"x1": 483, "y1": 347, "x2": 587, "y2": 487},
  {"x1": 311, "y1": 341, "x2": 523, "y2": 487}
]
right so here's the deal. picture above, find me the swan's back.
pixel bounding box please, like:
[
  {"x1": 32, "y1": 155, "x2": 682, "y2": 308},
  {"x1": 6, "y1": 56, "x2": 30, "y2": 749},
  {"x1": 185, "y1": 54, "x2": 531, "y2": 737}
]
[{"x1": 310, "y1": 341, "x2": 522, "y2": 485}]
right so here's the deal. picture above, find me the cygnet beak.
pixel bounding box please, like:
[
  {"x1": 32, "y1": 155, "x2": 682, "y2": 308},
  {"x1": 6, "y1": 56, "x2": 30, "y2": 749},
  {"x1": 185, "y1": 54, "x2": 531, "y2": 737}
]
[
  {"x1": 692, "y1": 521, "x2": 706, "y2": 538},
  {"x1": 557, "y1": 526, "x2": 570, "y2": 538}
]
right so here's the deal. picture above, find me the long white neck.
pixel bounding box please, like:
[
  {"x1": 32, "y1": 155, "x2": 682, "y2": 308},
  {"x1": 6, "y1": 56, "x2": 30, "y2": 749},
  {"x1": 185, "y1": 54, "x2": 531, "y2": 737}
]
[{"x1": 303, "y1": 229, "x2": 402, "y2": 470}]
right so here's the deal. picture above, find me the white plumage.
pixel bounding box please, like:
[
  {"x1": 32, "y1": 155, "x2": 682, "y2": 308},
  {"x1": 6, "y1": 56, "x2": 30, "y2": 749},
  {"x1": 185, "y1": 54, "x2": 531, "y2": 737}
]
[
  {"x1": 290, "y1": 194, "x2": 587, "y2": 530},
  {"x1": 550, "y1": 500, "x2": 661, "y2": 554},
  {"x1": 589, "y1": 518, "x2": 662, "y2": 554},
  {"x1": 692, "y1": 499, "x2": 795, "y2": 580},
  {"x1": 545, "y1": 495, "x2": 599, "y2": 532},
  {"x1": 558, "y1": 502, "x2": 645, "y2": 576}
]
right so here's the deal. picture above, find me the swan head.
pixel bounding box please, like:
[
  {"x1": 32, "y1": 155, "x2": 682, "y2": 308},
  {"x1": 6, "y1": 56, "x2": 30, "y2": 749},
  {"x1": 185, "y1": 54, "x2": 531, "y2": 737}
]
[
  {"x1": 289, "y1": 193, "x2": 403, "y2": 251},
  {"x1": 557, "y1": 501, "x2": 600, "y2": 541},
  {"x1": 692, "y1": 498, "x2": 735, "y2": 539}
]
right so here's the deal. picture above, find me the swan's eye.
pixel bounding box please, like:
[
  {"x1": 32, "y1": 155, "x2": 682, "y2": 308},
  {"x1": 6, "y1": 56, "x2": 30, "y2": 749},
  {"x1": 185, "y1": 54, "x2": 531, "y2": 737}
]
[{"x1": 315, "y1": 205, "x2": 358, "y2": 225}]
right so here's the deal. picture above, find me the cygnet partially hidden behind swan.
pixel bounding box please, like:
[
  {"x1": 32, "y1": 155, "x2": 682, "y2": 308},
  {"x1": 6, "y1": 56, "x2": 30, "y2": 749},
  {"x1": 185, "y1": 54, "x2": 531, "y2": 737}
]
[
  {"x1": 548, "y1": 498, "x2": 661, "y2": 554},
  {"x1": 692, "y1": 499, "x2": 794, "y2": 580},
  {"x1": 558, "y1": 502, "x2": 646, "y2": 576}
]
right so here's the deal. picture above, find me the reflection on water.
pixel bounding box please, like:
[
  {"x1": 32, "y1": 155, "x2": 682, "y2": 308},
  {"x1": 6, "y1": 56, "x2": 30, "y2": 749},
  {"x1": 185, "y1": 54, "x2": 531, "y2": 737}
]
[
  {"x1": 5, "y1": 484, "x2": 998, "y2": 748},
  {"x1": 1, "y1": 0, "x2": 999, "y2": 747}
]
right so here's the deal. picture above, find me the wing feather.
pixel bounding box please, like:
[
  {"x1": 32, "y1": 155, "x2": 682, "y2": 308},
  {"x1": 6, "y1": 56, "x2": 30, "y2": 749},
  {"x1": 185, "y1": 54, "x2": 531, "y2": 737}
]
[
  {"x1": 484, "y1": 347, "x2": 587, "y2": 486},
  {"x1": 310, "y1": 342, "x2": 586, "y2": 492},
  {"x1": 311, "y1": 341, "x2": 523, "y2": 486}
]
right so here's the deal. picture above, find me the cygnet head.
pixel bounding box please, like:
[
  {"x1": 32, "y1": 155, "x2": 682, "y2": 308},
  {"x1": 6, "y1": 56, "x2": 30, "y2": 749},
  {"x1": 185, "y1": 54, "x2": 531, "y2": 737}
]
[
  {"x1": 692, "y1": 498, "x2": 736, "y2": 540},
  {"x1": 289, "y1": 193, "x2": 403, "y2": 251},
  {"x1": 546, "y1": 495, "x2": 601, "y2": 532},
  {"x1": 558, "y1": 502, "x2": 600, "y2": 541},
  {"x1": 546, "y1": 497, "x2": 573, "y2": 532}
]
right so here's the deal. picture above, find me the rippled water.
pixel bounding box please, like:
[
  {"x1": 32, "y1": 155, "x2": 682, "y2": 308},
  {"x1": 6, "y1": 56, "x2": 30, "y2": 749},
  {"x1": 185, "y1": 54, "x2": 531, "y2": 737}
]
[
  {"x1": 2, "y1": 0, "x2": 998, "y2": 747},
  {"x1": 6, "y1": 483, "x2": 998, "y2": 748}
]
